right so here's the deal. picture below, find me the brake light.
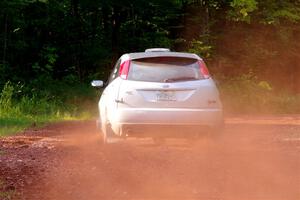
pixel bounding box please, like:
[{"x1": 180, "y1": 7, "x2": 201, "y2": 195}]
[
  {"x1": 198, "y1": 60, "x2": 210, "y2": 79},
  {"x1": 119, "y1": 60, "x2": 131, "y2": 79}
]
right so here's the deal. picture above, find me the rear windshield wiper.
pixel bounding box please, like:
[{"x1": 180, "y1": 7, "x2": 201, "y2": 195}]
[{"x1": 163, "y1": 77, "x2": 198, "y2": 82}]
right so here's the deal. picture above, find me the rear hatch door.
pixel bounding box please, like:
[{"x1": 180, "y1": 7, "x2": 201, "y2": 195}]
[{"x1": 117, "y1": 56, "x2": 221, "y2": 109}]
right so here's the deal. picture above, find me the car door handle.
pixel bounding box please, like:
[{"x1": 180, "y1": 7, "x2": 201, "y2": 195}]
[{"x1": 115, "y1": 98, "x2": 124, "y2": 103}]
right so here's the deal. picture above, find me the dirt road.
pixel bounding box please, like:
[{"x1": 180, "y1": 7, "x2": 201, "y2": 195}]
[{"x1": 1, "y1": 116, "x2": 300, "y2": 200}]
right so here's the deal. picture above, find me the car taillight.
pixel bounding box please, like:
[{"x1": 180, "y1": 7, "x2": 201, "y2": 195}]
[
  {"x1": 198, "y1": 60, "x2": 210, "y2": 79},
  {"x1": 119, "y1": 60, "x2": 131, "y2": 79}
]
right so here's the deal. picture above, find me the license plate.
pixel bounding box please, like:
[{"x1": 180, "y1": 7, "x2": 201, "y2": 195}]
[{"x1": 156, "y1": 91, "x2": 176, "y2": 101}]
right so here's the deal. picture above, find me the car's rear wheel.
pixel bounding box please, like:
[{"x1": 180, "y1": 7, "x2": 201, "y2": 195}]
[{"x1": 102, "y1": 121, "x2": 115, "y2": 144}]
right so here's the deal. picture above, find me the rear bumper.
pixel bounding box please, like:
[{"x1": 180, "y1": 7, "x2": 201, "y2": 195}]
[{"x1": 110, "y1": 108, "x2": 223, "y2": 136}]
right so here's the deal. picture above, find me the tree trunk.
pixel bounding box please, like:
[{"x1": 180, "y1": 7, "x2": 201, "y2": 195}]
[
  {"x1": 102, "y1": 5, "x2": 110, "y2": 37},
  {"x1": 111, "y1": 6, "x2": 121, "y2": 60},
  {"x1": 70, "y1": 0, "x2": 85, "y2": 81},
  {"x1": 2, "y1": 14, "x2": 8, "y2": 64}
]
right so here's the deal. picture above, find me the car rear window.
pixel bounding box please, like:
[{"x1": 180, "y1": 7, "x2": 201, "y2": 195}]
[{"x1": 127, "y1": 57, "x2": 203, "y2": 82}]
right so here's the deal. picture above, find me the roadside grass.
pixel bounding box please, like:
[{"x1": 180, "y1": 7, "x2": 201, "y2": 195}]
[
  {"x1": 218, "y1": 74, "x2": 300, "y2": 115},
  {"x1": 0, "y1": 111, "x2": 94, "y2": 137},
  {"x1": 1, "y1": 116, "x2": 56, "y2": 137},
  {"x1": 0, "y1": 117, "x2": 32, "y2": 136},
  {"x1": 0, "y1": 81, "x2": 98, "y2": 137}
]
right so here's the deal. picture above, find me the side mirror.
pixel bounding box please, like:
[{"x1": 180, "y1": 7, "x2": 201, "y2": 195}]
[{"x1": 91, "y1": 80, "x2": 104, "y2": 88}]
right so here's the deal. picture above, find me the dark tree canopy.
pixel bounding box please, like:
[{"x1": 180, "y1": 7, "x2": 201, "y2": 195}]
[{"x1": 1, "y1": 0, "x2": 300, "y2": 92}]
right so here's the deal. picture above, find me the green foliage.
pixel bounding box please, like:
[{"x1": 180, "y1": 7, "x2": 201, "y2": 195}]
[
  {"x1": 257, "y1": 0, "x2": 300, "y2": 24},
  {"x1": 188, "y1": 39, "x2": 213, "y2": 58},
  {"x1": 0, "y1": 82, "x2": 14, "y2": 114},
  {"x1": 1, "y1": 0, "x2": 299, "y2": 82},
  {"x1": 0, "y1": 80, "x2": 96, "y2": 136},
  {"x1": 38, "y1": 46, "x2": 58, "y2": 74},
  {"x1": 220, "y1": 73, "x2": 271, "y2": 113},
  {"x1": 219, "y1": 73, "x2": 300, "y2": 114},
  {"x1": 228, "y1": 0, "x2": 257, "y2": 22}
]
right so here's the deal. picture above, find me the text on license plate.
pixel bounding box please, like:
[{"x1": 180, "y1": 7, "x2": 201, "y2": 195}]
[{"x1": 156, "y1": 91, "x2": 176, "y2": 101}]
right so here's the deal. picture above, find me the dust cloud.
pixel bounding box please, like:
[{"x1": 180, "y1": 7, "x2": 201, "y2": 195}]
[{"x1": 18, "y1": 118, "x2": 300, "y2": 200}]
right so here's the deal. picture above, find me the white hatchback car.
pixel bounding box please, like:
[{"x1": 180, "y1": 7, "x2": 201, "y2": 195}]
[{"x1": 92, "y1": 48, "x2": 223, "y2": 143}]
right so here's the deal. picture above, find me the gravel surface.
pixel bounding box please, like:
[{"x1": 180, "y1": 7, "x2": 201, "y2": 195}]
[{"x1": 0, "y1": 116, "x2": 300, "y2": 200}]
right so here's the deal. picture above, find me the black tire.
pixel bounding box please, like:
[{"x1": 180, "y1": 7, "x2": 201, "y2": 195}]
[{"x1": 102, "y1": 122, "x2": 115, "y2": 144}]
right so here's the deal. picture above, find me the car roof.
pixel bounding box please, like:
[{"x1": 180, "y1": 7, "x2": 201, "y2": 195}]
[{"x1": 120, "y1": 51, "x2": 202, "y2": 63}]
